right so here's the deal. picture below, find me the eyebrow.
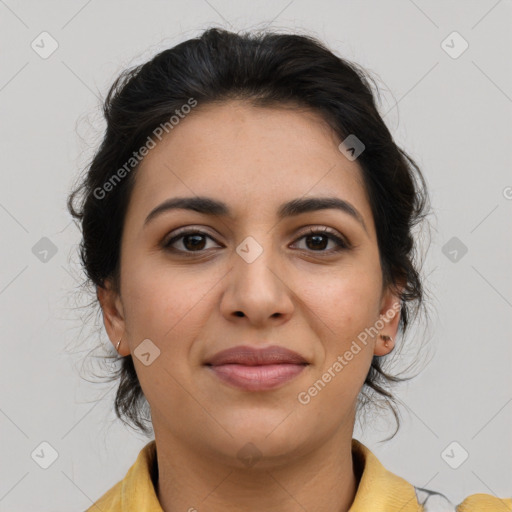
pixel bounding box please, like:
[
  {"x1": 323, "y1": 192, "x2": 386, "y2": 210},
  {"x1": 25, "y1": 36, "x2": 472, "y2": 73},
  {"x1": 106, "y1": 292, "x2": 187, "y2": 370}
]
[{"x1": 144, "y1": 196, "x2": 368, "y2": 232}]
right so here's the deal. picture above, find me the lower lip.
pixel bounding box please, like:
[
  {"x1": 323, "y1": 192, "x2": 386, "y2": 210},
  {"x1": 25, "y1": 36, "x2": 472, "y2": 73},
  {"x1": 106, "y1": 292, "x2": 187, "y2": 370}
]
[{"x1": 207, "y1": 363, "x2": 307, "y2": 391}]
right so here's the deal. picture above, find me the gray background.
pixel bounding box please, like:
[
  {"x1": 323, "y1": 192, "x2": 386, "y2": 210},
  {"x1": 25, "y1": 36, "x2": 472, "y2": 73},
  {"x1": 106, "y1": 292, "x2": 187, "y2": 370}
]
[{"x1": 1, "y1": 0, "x2": 511, "y2": 510}]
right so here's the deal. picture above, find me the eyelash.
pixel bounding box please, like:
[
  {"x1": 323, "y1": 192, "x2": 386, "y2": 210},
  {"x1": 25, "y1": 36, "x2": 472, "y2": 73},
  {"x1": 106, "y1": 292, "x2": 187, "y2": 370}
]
[{"x1": 162, "y1": 227, "x2": 351, "y2": 256}]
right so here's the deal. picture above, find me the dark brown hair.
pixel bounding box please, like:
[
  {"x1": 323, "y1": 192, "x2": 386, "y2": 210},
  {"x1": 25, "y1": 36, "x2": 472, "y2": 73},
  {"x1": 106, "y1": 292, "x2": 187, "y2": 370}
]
[{"x1": 67, "y1": 27, "x2": 431, "y2": 439}]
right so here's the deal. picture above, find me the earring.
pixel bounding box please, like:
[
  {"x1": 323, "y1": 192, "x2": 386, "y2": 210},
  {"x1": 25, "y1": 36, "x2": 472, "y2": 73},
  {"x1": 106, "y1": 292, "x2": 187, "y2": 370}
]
[
  {"x1": 115, "y1": 337, "x2": 122, "y2": 353},
  {"x1": 379, "y1": 334, "x2": 393, "y2": 350}
]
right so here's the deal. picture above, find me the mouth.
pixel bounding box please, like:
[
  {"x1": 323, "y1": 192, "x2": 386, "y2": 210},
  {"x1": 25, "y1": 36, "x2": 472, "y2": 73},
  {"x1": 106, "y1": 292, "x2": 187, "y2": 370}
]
[
  {"x1": 207, "y1": 363, "x2": 308, "y2": 391},
  {"x1": 204, "y1": 345, "x2": 309, "y2": 392}
]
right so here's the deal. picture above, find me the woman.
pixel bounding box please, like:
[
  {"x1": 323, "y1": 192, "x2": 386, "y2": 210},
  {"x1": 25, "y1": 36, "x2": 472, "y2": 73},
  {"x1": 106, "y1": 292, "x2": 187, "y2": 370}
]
[{"x1": 67, "y1": 27, "x2": 511, "y2": 511}]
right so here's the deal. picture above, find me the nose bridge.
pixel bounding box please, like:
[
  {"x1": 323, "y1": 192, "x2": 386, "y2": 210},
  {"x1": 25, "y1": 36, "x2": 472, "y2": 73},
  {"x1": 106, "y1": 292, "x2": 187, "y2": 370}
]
[
  {"x1": 233, "y1": 231, "x2": 280, "y2": 291},
  {"x1": 221, "y1": 230, "x2": 293, "y2": 323}
]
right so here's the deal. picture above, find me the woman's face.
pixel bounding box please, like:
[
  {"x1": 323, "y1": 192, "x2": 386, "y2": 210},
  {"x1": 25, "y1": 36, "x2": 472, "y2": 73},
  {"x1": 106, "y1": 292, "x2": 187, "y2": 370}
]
[{"x1": 99, "y1": 100, "x2": 400, "y2": 466}]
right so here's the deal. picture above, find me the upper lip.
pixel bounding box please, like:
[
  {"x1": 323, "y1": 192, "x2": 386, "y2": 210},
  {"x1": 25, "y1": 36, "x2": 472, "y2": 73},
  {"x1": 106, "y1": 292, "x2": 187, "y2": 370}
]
[{"x1": 205, "y1": 345, "x2": 308, "y2": 366}]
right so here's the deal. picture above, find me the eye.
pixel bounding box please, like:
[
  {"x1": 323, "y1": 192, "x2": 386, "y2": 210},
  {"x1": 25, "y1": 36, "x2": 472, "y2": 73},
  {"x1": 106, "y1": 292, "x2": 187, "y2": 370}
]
[
  {"x1": 291, "y1": 227, "x2": 350, "y2": 254},
  {"x1": 162, "y1": 226, "x2": 350, "y2": 255},
  {"x1": 162, "y1": 229, "x2": 221, "y2": 253}
]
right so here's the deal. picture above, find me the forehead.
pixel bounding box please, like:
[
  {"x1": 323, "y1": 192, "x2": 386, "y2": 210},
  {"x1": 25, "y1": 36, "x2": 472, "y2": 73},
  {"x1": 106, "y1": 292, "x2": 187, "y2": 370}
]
[{"x1": 126, "y1": 100, "x2": 373, "y2": 229}]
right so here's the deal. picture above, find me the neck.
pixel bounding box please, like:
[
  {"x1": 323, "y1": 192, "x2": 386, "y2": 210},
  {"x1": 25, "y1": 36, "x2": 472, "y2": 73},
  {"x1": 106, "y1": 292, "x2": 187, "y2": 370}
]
[{"x1": 153, "y1": 425, "x2": 359, "y2": 512}]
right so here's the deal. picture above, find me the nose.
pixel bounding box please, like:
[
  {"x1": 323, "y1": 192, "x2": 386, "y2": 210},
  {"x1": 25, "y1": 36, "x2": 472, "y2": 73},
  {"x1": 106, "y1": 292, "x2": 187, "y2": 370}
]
[{"x1": 219, "y1": 237, "x2": 295, "y2": 328}]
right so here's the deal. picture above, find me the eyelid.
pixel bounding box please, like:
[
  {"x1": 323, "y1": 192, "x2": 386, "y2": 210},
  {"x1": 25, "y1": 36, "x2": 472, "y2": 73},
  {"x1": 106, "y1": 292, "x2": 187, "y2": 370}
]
[
  {"x1": 162, "y1": 226, "x2": 221, "y2": 247},
  {"x1": 295, "y1": 225, "x2": 350, "y2": 244}
]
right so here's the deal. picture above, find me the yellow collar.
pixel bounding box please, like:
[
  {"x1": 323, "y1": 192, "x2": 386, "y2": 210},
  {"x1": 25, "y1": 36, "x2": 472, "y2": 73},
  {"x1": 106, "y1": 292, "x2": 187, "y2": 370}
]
[
  {"x1": 87, "y1": 438, "x2": 511, "y2": 511},
  {"x1": 349, "y1": 438, "x2": 421, "y2": 511}
]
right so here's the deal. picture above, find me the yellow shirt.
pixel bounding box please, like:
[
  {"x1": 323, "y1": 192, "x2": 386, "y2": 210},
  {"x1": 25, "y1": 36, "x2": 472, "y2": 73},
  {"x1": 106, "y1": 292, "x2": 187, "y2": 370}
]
[{"x1": 86, "y1": 439, "x2": 511, "y2": 511}]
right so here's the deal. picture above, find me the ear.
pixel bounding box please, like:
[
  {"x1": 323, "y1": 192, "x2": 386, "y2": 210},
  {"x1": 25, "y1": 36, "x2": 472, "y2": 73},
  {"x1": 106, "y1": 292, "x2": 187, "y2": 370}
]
[
  {"x1": 373, "y1": 284, "x2": 402, "y2": 357},
  {"x1": 96, "y1": 279, "x2": 129, "y2": 356}
]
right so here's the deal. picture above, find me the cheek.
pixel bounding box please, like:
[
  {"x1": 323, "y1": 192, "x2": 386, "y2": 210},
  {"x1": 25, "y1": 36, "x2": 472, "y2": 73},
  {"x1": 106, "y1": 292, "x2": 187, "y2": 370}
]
[
  {"x1": 120, "y1": 259, "x2": 218, "y2": 349},
  {"x1": 120, "y1": 263, "x2": 213, "y2": 404},
  {"x1": 300, "y1": 264, "x2": 382, "y2": 336},
  {"x1": 297, "y1": 262, "x2": 381, "y2": 394}
]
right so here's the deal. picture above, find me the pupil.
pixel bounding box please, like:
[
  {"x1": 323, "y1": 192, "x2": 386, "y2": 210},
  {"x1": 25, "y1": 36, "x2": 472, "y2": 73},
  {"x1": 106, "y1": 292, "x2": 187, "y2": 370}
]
[
  {"x1": 185, "y1": 235, "x2": 205, "y2": 250},
  {"x1": 308, "y1": 235, "x2": 327, "y2": 250}
]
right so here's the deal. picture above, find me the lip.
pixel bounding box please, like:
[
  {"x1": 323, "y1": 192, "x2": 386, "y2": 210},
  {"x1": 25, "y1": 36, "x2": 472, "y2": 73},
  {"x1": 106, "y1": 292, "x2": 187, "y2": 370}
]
[
  {"x1": 204, "y1": 345, "x2": 309, "y2": 391},
  {"x1": 205, "y1": 345, "x2": 308, "y2": 366}
]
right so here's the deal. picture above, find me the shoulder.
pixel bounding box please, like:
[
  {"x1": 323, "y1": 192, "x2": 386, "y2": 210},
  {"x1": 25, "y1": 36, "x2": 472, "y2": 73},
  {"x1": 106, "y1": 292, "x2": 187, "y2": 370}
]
[
  {"x1": 85, "y1": 480, "x2": 123, "y2": 511},
  {"x1": 455, "y1": 493, "x2": 512, "y2": 511},
  {"x1": 415, "y1": 486, "x2": 512, "y2": 511},
  {"x1": 85, "y1": 440, "x2": 161, "y2": 512}
]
